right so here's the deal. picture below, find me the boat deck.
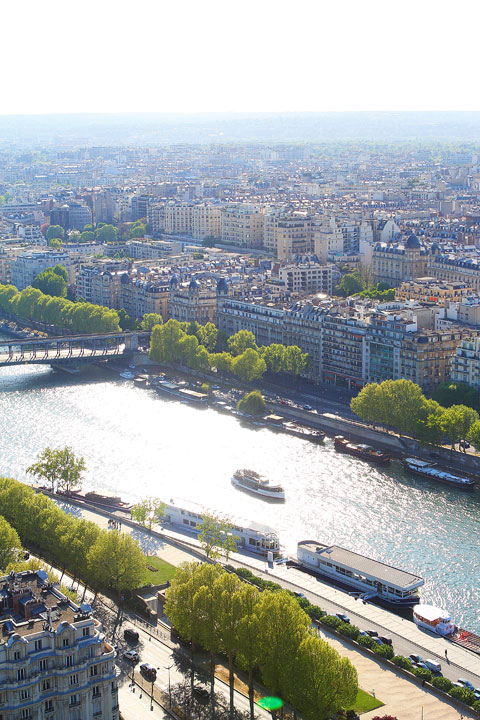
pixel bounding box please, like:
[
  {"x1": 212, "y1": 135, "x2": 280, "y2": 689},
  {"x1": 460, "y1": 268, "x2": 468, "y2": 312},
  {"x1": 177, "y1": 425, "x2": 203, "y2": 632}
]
[{"x1": 452, "y1": 629, "x2": 480, "y2": 655}]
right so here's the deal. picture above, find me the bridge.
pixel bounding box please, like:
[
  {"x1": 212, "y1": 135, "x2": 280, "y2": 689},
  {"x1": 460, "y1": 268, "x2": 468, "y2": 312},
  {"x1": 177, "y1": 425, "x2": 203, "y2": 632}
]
[{"x1": 0, "y1": 331, "x2": 150, "y2": 368}]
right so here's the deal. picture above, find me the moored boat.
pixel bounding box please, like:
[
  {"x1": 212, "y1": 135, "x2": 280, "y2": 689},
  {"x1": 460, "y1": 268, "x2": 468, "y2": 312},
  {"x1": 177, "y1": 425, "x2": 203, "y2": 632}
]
[
  {"x1": 413, "y1": 604, "x2": 455, "y2": 635},
  {"x1": 297, "y1": 540, "x2": 423, "y2": 608},
  {"x1": 403, "y1": 458, "x2": 475, "y2": 490},
  {"x1": 334, "y1": 436, "x2": 390, "y2": 465},
  {"x1": 283, "y1": 422, "x2": 325, "y2": 443},
  {"x1": 232, "y1": 469, "x2": 285, "y2": 501}
]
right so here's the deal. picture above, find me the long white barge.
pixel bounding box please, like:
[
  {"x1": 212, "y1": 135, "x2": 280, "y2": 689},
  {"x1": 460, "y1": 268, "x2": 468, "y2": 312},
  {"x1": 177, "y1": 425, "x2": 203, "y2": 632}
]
[
  {"x1": 162, "y1": 498, "x2": 280, "y2": 556},
  {"x1": 413, "y1": 604, "x2": 455, "y2": 636},
  {"x1": 297, "y1": 540, "x2": 424, "y2": 608}
]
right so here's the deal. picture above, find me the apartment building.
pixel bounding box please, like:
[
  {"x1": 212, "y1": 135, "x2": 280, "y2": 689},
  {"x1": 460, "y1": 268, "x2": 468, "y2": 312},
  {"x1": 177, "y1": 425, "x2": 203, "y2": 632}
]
[
  {"x1": 277, "y1": 261, "x2": 333, "y2": 295},
  {"x1": 120, "y1": 276, "x2": 169, "y2": 319},
  {"x1": 276, "y1": 213, "x2": 313, "y2": 261},
  {"x1": 131, "y1": 194, "x2": 149, "y2": 222},
  {"x1": 313, "y1": 218, "x2": 344, "y2": 263},
  {"x1": 192, "y1": 204, "x2": 222, "y2": 240},
  {"x1": 372, "y1": 234, "x2": 429, "y2": 286},
  {"x1": 125, "y1": 240, "x2": 182, "y2": 260},
  {"x1": 396, "y1": 277, "x2": 472, "y2": 305},
  {"x1": 451, "y1": 336, "x2": 480, "y2": 389},
  {"x1": 169, "y1": 276, "x2": 216, "y2": 324},
  {"x1": 11, "y1": 251, "x2": 70, "y2": 290},
  {"x1": 216, "y1": 294, "x2": 284, "y2": 346},
  {"x1": 75, "y1": 267, "x2": 123, "y2": 308},
  {"x1": 163, "y1": 203, "x2": 194, "y2": 235},
  {"x1": 428, "y1": 249, "x2": 480, "y2": 292},
  {"x1": 321, "y1": 310, "x2": 366, "y2": 390},
  {"x1": 148, "y1": 204, "x2": 166, "y2": 235},
  {"x1": 0, "y1": 569, "x2": 118, "y2": 720},
  {"x1": 220, "y1": 204, "x2": 264, "y2": 249}
]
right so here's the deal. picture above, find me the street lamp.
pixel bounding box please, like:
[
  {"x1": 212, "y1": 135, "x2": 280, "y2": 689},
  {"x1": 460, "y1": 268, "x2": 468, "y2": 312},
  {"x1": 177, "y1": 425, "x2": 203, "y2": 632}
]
[{"x1": 164, "y1": 664, "x2": 173, "y2": 709}]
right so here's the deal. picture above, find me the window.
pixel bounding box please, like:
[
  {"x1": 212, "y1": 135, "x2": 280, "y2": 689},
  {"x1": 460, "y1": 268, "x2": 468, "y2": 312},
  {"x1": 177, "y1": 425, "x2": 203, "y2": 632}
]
[
  {"x1": 82, "y1": 627, "x2": 90, "y2": 637},
  {"x1": 14, "y1": 651, "x2": 21, "y2": 661},
  {"x1": 42, "y1": 679, "x2": 51, "y2": 692},
  {"x1": 70, "y1": 674, "x2": 78, "y2": 686},
  {"x1": 39, "y1": 659, "x2": 48, "y2": 672},
  {"x1": 20, "y1": 689, "x2": 30, "y2": 700},
  {"x1": 90, "y1": 665, "x2": 98, "y2": 677},
  {"x1": 21, "y1": 710, "x2": 31, "y2": 720},
  {"x1": 92, "y1": 686, "x2": 101, "y2": 698},
  {"x1": 34, "y1": 639, "x2": 42, "y2": 651},
  {"x1": 63, "y1": 637, "x2": 69, "y2": 647},
  {"x1": 17, "y1": 668, "x2": 26, "y2": 681},
  {"x1": 44, "y1": 700, "x2": 54, "y2": 713},
  {"x1": 69, "y1": 694, "x2": 80, "y2": 707},
  {"x1": 66, "y1": 655, "x2": 75, "y2": 668}
]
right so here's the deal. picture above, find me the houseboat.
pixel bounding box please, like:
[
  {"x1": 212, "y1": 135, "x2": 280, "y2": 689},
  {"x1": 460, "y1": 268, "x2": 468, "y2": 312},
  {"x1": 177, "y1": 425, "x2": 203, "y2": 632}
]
[
  {"x1": 334, "y1": 436, "x2": 391, "y2": 465},
  {"x1": 162, "y1": 498, "x2": 280, "y2": 556},
  {"x1": 283, "y1": 423, "x2": 325, "y2": 443},
  {"x1": 154, "y1": 379, "x2": 208, "y2": 405},
  {"x1": 413, "y1": 604, "x2": 455, "y2": 636},
  {"x1": 297, "y1": 540, "x2": 423, "y2": 608},
  {"x1": 232, "y1": 469, "x2": 285, "y2": 501},
  {"x1": 403, "y1": 458, "x2": 475, "y2": 490},
  {"x1": 50, "y1": 490, "x2": 133, "y2": 513}
]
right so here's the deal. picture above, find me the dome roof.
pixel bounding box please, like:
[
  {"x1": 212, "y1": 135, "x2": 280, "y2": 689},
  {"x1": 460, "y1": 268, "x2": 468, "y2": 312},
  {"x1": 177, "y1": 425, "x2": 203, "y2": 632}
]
[{"x1": 405, "y1": 233, "x2": 420, "y2": 249}]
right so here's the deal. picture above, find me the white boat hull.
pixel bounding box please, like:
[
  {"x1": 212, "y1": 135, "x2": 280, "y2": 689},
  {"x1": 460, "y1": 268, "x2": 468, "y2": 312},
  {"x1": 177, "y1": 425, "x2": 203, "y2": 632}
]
[{"x1": 232, "y1": 476, "x2": 285, "y2": 501}]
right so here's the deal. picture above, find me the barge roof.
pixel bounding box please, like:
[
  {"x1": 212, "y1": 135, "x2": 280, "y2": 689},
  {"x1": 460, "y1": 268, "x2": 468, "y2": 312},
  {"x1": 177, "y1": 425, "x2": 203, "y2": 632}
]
[{"x1": 298, "y1": 540, "x2": 423, "y2": 590}]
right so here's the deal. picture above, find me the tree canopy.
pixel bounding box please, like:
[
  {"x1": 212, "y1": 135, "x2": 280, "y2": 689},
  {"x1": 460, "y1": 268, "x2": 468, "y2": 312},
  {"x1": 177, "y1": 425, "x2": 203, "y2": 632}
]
[
  {"x1": 237, "y1": 390, "x2": 266, "y2": 416},
  {"x1": 27, "y1": 446, "x2": 86, "y2": 493},
  {"x1": 131, "y1": 497, "x2": 166, "y2": 530},
  {"x1": 198, "y1": 513, "x2": 239, "y2": 561},
  {"x1": 32, "y1": 267, "x2": 67, "y2": 298},
  {"x1": 45, "y1": 225, "x2": 64, "y2": 241},
  {"x1": 0, "y1": 516, "x2": 22, "y2": 572}
]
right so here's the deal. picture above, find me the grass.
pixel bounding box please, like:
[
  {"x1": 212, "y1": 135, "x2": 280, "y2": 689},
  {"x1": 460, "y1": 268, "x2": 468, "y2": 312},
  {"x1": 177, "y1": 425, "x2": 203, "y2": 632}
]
[
  {"x1": 348, "y1": 688, "x2": 384, "y2": 714},
  {"x1": 141, "y1": 555, "x2": 177, "y2": 585}
]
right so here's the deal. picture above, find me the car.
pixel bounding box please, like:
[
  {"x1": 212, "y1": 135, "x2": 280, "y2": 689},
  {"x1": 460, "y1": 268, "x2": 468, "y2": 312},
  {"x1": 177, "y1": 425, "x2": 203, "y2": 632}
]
[
  {"x1": 458, "y1": 678, "x2": 475, "y2": 691},
  {"x1": 211, "y1": 385, "x2": 221, "y2": 391},
  {"x1": 123, "y1": 650, "x2": 139, "y2": 663},
  {"x1": 474, "y1": 690, "x2": 480, "y2": 701},
  {"x1": 372, "y1": 636, "x2": 384, "y2": 645},
  {"x1": 294, "y1": 591, "x2": 307, "y2": 599},
  {"x1": 379, "y1": 636, "x2": 393, "y2": 646},
  {"x1": 409, "y1": 654, "x2": 424, "y2": 665},
  {"x1": 123, "y1": 628, "x2": 139, "y2": 643},
  {"x1": 280, "y1": 399, "x2": 288, "y2": 405},
  {"x1": 140, "y1": 663, "x2": 157, "y2": 682},
  {"x1": 424, "y1": 659, "x2": 441, "y2": 674},
  {"x1": 366, "y1": 629, "x2": 378, "y2": 637},
  {"x1": 193, "y1": 686, "x2": 210, "y2": 704},
  {"x1": 336, "y1": 613, "x2": 350, "y2": 624},
  {"x1": 303, "y1": 404, "x2": 313, "y2": 411}
]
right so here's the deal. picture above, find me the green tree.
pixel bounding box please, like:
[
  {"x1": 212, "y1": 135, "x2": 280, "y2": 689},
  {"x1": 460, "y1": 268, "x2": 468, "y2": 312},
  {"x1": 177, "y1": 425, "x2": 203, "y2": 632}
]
[
  {"x1": 236, "y1": 584, "x2": 261, "y2": 720},
  {"x1": 32, "y1": 268, "x2": 67, "y2": 298},
  {"x1": 52, "y1": 264, "x2": 68, "y2": 282},
  {"x1": 87, "y1": 531, "x2": 146, "y2": 594},
  {"x1": 237, "y1": 390, "x2": 266, "y2": 416},
  {"x1": 351, "y1": 382, "x2": 387, "y2": 427},
  {"x1": 433, "y1": 382, "x2": 480, "y2": 411},
  {"x1": 208, "y1": 352, "x2": 232, "y2": 373},
  {"x1": 45, "y1": 225, "x2": 64, "y2": 242},
  {"x1": 149, "y1": 319, "x2": 186, "y2": 363},
  {"x1": 231, "y1": 348, "x2": 266, "y2": 383},
  {"x1": 467, "y1": 420, "x2": 480, "y2": 451},
  {"x1": 96, "y1": 224, "x2": 118, "y2": 243},
  {"x1": 117, "y1": 308, "x2": 137, "y2": 331},
  {"x1": 261, "y1": 344, "x2": 285, "y2": 374},
  {"x1": 197, "y1": 322, "x2": 219, "y2": 352},
  {"x1": 339, "y1": 273, "x2": 363, "y2": 296},
  {"x1": 130, "y1": 221, "x2": 146, "y2": 238},
  {"x1": 131, "y1": 498, "x2": 166, "y2": 530},
  {"x1": 441, "y1": 404, "x2": 479, "y2": 449},
  {"x1": 27, "y1": 446, "x2": 86, "y2": 493},
  {"x1": 198, "y1": 513, "x2": 238, "y2": 561},
  {"x1": 227, "y1": 330, "x2": 258, "y2": 356},
  {"x1": 80, "y1": 230, "x2": 95, "y2": 242},
  {"x1": 141, "y1": 313, "x2": 163, "y2": 331},
  {"x1": 15, "y1": 287, "x2": 44, "y2": 319},
  {"x1": 284, "y1": 345, "x2": 309, "y2": 376},
  {"x1": 0, "y1": 516, "x2": 22, "y2": 571},
  {"x1": 215, "y1": 573, "x2": 243, "y2": 719},
  {"x1": 255, "y1": 590, "x2": 311, "y2": 696}
]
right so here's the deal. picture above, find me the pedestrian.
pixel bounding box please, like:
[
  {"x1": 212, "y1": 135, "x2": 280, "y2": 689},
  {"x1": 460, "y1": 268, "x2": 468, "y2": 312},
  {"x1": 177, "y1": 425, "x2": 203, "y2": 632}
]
[{"x1": 422, "y1": 679, "x2": 425, "y2": 688}]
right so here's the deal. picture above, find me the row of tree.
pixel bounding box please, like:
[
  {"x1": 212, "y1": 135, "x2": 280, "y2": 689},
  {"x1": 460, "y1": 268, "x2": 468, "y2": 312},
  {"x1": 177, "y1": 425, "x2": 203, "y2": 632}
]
[
  {"x1": 165, "y1": 561, "x2": 358, "y2": 720},
  {"x1": 45, "y1": 223, "x2": 120, "y2": 245},
  {"x1": 0, "y1": 283, "x2": 121, "y2": 334},
  {"x1": 0, "y1": 477, "x2": 145, "y2": 594},
  {"x1": 351, "y1": 379, "x2": 480, "y2": 449},
  {"x1": 149, "y1": 320, "x2": 308, "y2": 383}
]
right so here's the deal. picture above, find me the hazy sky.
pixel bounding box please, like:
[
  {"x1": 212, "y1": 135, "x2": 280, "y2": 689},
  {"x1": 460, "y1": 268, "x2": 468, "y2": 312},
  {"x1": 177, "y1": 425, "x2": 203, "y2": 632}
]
[{"x1": 1, "y1": 0, "x2": 477, "y2": 115}]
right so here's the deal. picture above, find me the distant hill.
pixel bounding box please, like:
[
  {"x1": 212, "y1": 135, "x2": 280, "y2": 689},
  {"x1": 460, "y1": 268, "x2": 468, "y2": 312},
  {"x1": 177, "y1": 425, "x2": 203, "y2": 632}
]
[{"x1": 1, "y1": 111, "x2": 480, "y2": 148}]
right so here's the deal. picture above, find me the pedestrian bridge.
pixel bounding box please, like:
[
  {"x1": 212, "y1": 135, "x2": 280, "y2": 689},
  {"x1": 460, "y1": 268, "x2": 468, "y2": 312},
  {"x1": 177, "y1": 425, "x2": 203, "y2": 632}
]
[{"x1": 0, "y1": 331, "x2": 150, "y2": 368}]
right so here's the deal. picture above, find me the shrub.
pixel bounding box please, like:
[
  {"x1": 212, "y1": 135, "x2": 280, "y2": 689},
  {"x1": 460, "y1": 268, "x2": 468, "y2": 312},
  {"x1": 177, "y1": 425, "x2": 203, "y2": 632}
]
[
  {"x1": 357, "y1": 634, "x2": 377, "y2": 650},
  {"x1": 322, "y1": 614, "x2": 343, "y2": 629},
  {"x1": 472, "y1": 699, "x2": 480, "y2": 713},
  {"x1": 431, "y1": 676, "x2": 453, "y2": 692},
  {"x1": 307, "y1": 604, "x2": 326, "y2": 620},
  {"x1": 346, "y1": 711, "x2": 359, "y2": 720},
  {"x1": 392, "y1": 655, "x2": 413, "y2": 671},
  {"x1": 373, "y1": 643, "x2": 394, "y2": 660},
  {"x1": 448, "y1": 686, "x2": 476, "y2": 705},
  {"x1": 338, "y1": 623, "x2": 360, "y2": 641},
  {"x1": 412, "y1": 666, "x2": 432, "y2": 683}
]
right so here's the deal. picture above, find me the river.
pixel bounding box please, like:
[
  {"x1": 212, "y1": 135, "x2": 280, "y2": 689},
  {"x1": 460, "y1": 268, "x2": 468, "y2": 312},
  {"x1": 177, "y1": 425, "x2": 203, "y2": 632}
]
[{"x1": 0, "y1": 359, "x2": 479, "y2": 631}]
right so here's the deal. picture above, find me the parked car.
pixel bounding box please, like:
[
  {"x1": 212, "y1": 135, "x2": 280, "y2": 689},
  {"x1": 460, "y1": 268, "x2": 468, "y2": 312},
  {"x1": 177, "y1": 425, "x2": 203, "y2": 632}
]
[
  {"x1": 193, "y1": 686, "x2": 210, "y2": 704},
  {"x1": 336, "y1": 613, "x2": 350, "y2": 624},
  {"x1": 409, "y1": 654, "x2": 424, "y2": 665},
  {"x1": 424, "y1": 659, "x2": 442, "y2": 674},
  {"x1": 123, "y1": 628, "x2": 139, "y2": 643},
  {"x1": 303, "y1": 404, "x2": 313, "y2": 411},
  {"x1": 280, "y1": 399, "x2": 288, "y2": 405},
  {"x1": 140, "y1": 663, "x2": 157, "y2": 682},
  {"x1": 366, "y1": 629, "x2": 378, "y2": 637},
  {"x1": 211, "y1": 385, "x2": 221, "y2": 391},
  {"x1": 123, "y1": 650, "x2": 139, "y2": 663},
  {"x1": 458, "y1": 678, "x2": 475, "y2": 691},
  {"x1": 372, "y1": 636, "x2": 384, "y2": 645},
  {"x1": 294, "y1": 591, "x2": 307, "y2": 599},
  {"x1": 379, "y1": 636, "x2": 393, "y2": 646}
]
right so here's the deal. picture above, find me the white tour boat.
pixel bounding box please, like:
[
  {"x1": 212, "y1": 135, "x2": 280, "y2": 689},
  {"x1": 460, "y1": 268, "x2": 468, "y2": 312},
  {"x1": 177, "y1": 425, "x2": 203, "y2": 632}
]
[
  {"x1": 403, "y1": 458, "x2": 475, "y2": 490},
  {"x1": 297, "y1": 540, "x2": 424, "y2": 608},
  {"x1": 232, "y1": 469, "x2": 285, "y2": 501},
  {"x1": 413, "y1": 604, "x2": 455, "y2": 636},
  {"x1": 162, "y1": 497, "x2": 280, "y2": 556}
]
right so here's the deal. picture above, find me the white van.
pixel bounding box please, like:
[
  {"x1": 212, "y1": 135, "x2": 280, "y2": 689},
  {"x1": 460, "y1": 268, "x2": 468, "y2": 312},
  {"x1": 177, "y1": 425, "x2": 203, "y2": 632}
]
[{"x1": 424, "y1": 659, "x2": 442, "y2": 674}]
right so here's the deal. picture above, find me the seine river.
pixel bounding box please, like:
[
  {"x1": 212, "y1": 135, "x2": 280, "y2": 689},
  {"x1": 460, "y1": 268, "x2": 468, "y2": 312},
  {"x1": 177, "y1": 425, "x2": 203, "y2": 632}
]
[{"x1": 0, "y1": 360, "x2": 479, "y2": 631}]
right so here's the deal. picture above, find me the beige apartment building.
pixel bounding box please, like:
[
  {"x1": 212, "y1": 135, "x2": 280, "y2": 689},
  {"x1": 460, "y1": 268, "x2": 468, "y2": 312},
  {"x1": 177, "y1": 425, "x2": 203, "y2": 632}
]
[
  {"x1": 276, "y1": 212, "x2": 313, "y2": 261},
  {"x1": 192, "y1": 204, "x2": 222, "y2": 240},
  {"x1": 163, "y1": 202, "x2": 194, "y2": 235},
  {"x1": 428, "y1": 251, "x2": 480, "y2": 292},
  {"x1": 396, "y1": 277, "x2": 472, "y2": 305},
  {"x1": 220, "y1": 204, "x2": 264, "y2": 248},
  {"x1": 372, "y1": 234, "x2": 429, "y2": 286},
  {"x1": 169, "y1": 276, "x2": 216, "y2": 324},
  {"x1": 278, "y1": 262, "x2": 333, "y2": 295},
  {"x1": 313, "y1": 218, "x2": 344, "y2": 262}
]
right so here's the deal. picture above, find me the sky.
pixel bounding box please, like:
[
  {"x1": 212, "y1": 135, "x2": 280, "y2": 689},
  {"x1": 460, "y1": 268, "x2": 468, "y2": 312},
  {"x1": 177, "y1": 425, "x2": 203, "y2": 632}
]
[{"x1": 1, "y1": 0, "x2": 478, "y2": 115}]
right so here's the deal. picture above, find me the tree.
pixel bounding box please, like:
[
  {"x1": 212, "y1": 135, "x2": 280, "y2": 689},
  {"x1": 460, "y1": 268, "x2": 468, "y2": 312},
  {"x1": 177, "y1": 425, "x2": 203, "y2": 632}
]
[
  {"x1": 227, "y1": 330, "x2": 258, "y2": 356},
  {"x1": 130, "y1": 221, "x2": 146, "y2": 238},
  {"x1": 0, "y1": 516, "x2": 22, "y2": 571},
  {"x1": 214, "y1": 573, "x2": 244, "y2": 719},
  {"x1": 339, "y1": 273, "x2": 363, "y2": 297},
  {"x1": 52, "y1": 264, "x2": 68, "y2": 282},
  {"x1": 45, "y1": 225, "x2": 64, "y2": 242},
  {"x1": 141, "y1": 313, "x2": 163, "y2": 331},
  {"x1": 32, "y1": 268, "x2": 67, "y2": 298},
  {"x1": 80, "y1": 230, "x2": 95, "y2": 243},
  {"x1": 231, "y1": 348, "x2": 266, "y2": 383},
  {"x1": 236, "y1": 584, "x2": 261, "y2": 720},
  {"x1": 87, "y1": 531, "x2": 146, "y2": 594},
  {"x1": 96, "y1": 224, "x2": 118, "y2": 243},
  {"x1": 351, "y1": 383, "x2": 387, "y2": 427},
  {"x1": 414, "y1": 399, "x2": 445, "y2": 445},
  {"x1": 27, "y1": 447, "x2": 86, "y2": 493},
  {"x1": 149, "y1": 319, "x2": 186, "y2": 364},
  {"x1": 261, "y1": 344, "x2": 285, "y2": 374},
  {"x1": 237, "y1": 390, "x2": 266, "y2": 416},
  {"x1": 208, "y1": 352, "x2": 232, "y2": 374},
  {"x1": 467, "y1": 420, "x2": 480, "y2": 451},
  {"x1": 433, "y1": 382, "x2": 480, "y2": 411},
  {"x1": 197, "y1": 322, "x2": 219, "y2": 352},
  {"x1": 198, "y1": 513, "x2": 238, "y2": 561},
  {"x1": 131, "y1": 498, "x2": 166, "y2": 530},
  {"x1": 117, "y1": 308, "x2": 138, "y2": 331},
  {"x1": 441, "y1": 404, "x2": 479, "y2": 449},
  {"x1": 283, "y1": 345, "x2": 309, "y2": 377},
  {"x1": 383, "y1": 379, "x2": 426, "y2": 435}
]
